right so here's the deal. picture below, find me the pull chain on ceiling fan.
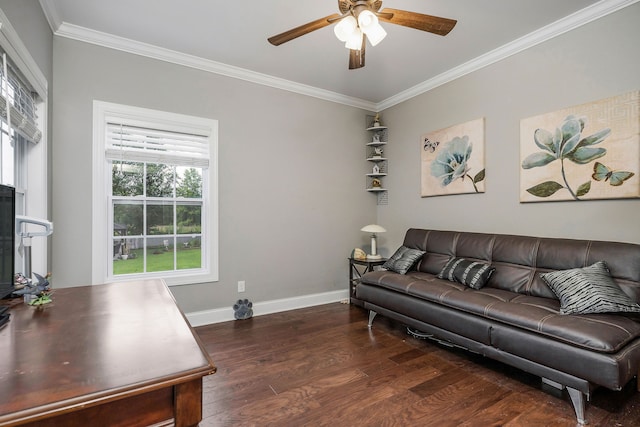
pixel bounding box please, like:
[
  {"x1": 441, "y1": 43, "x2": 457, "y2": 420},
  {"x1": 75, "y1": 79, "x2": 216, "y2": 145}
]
[{"x1": 267, "y1": 0, "x2": 457, "y2": 70}]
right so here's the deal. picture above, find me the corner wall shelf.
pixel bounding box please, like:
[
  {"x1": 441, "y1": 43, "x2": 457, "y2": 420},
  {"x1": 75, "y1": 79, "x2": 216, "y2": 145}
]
[{"x1": 365, "y1": 118, "x2": 388, "y2": 205}]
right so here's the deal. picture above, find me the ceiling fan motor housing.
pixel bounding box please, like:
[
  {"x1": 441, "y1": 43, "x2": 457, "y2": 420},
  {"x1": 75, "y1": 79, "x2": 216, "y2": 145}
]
[{"x1": 339, "y1": 0, "x2": 382, "y2": 17}]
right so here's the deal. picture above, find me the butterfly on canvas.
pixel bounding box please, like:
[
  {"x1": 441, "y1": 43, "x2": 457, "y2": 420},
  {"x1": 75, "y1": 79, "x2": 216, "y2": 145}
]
[
  {"x1": 423, "y1": 137, "x2": 440, "y2": 153},
  {"x1": 592, "y1": 162, "x2": 635, "y2": 186}
]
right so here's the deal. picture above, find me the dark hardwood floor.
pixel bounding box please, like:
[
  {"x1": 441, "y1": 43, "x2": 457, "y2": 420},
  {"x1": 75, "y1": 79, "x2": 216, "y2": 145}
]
[{"x1": 195, "y1": 303, "x2": 640, "y2": 426}]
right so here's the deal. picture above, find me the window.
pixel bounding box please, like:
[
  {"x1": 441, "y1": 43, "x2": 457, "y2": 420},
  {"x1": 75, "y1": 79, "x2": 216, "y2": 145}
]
[
  {"x1": 93, "y1": 102, "x2": 218, "y2": 286},
  {"x1": 0, "y1": 53, "x2": 40, "y2": 209},
  {"x1": 0, "y1": 7, "x2": 49, "y2": 277}
]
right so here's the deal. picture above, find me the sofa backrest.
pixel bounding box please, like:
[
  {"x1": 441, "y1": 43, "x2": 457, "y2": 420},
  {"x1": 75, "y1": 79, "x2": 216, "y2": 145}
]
[{"x1": 403, "y1": 228, "x2": 640, "y2": 301}]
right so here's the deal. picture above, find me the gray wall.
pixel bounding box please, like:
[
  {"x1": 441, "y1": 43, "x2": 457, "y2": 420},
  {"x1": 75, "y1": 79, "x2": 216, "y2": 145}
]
[
  {"x1": 52, "y1": 38, "x2": 376, "y2": 312},
  {"x1": 377, "y1": 4, "x2": 640, "y2": 254},
  {"x1": 0, "y1": 0, "x2": 52, "y2": 80}
]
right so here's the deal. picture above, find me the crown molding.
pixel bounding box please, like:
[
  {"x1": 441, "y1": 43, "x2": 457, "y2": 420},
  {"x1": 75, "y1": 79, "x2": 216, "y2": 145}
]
[
  {"x1": 0, "y1": 7, "x2": 48, "y2": 97},
  {"x1": 43, "y1": 0, "x2": 636, "y2": 112},
  {"x1": 53, "y1": 22, "x2": 377, "y2": 111},
  {"x1": 38, "y1": 0, "x2": 61, "y2": 33},
  {"x1": 376, "y1": 0, "x2": 640, "y2": 110}
]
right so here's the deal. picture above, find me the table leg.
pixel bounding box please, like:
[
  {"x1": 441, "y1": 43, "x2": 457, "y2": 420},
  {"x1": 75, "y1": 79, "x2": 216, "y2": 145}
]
[{"x1": 175, "y1": 378, "x2": 203, "y2": 427}]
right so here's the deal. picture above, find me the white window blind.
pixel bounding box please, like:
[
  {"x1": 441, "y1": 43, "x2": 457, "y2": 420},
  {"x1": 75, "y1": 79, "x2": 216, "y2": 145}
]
[
  {"x1": 0, "y1": 52, "x2": 41, "y2": 144},
  {"x1": 105, "y1": 123, "x2": 210, "y2": 167}
]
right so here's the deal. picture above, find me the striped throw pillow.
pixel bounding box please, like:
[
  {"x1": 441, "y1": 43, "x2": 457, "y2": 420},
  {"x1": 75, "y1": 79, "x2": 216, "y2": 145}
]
[
  {"x1": 382, "y1": 246, "x2": 425, "y2": 275},
  {"x1": 540, "y1": 261, "x2": 640, "y2": 315},
  {"x1": 437, "y1": 257, "x2": 495, "y2": 289}
]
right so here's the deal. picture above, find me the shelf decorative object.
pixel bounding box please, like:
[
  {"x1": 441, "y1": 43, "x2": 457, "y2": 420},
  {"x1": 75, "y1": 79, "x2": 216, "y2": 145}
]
[{"x1": 365, "y1": 114, "x2": 389, "y2": 205}]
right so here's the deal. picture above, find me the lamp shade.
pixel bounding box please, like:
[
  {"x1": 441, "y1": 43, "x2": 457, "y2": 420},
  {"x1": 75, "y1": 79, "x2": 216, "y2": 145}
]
[
  {"x1": 357, "y1": 10, "x2": 378, "y2": 31},
  {"x1": 334, "y1": 16, "x2": 358, "y2": 42},
  {"x1": 365, "y1": 23, "x2": 387, "y2": 46},
  {"x1": 345, "y1": 27, "x2": 364, "y2": 50},
  {"x1": 361, "y1": 224, "x2": 386, "y2": 233}
]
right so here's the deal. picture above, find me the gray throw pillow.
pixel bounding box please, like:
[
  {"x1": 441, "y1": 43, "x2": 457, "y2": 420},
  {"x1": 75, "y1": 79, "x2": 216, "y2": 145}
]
[
  {"x1": 382, "y1": 246, "x2": 425, "y2": 275},
  {"x1": 540, "y1": 261, "x2": 640, "y2": 315},
  {"x1": 437, "y1": 257, "x2": 495, "y2": 289}
]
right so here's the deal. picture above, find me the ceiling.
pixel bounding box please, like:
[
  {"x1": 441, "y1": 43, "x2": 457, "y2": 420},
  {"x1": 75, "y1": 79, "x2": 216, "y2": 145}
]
[{"x1": 39, "y1": 0, "x2": 635, "y2": 109}]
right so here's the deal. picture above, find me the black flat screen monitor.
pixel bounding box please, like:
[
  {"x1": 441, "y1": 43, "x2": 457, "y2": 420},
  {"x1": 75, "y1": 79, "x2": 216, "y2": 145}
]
[{"x1": 0, "y1": 184, "x2": 15, "y2": 299}]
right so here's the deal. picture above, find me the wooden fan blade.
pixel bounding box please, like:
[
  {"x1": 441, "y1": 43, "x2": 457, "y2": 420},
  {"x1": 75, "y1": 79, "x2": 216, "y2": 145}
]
[
  {"x1": 268, "y1": 14, "x2": 341, "y2": 46},
  {"x1": 348, "y1": 38, "x2": 366, "y2": 70},
  {"x1": 379, "y1": 8, "x2": 457, "y2": 36}
]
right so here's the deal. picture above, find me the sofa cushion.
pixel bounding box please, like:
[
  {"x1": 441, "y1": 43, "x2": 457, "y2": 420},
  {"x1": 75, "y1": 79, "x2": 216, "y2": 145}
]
[
  {"x1": 360, "y1": 270, "x2": 640, "y2": 353},
  {"x1": 382, "y1": 246, "x2": 425, "y2": 274},
  {"x1": 541, "y1": 261, "x2": 640, "y2": 315},
  {"x1": 437, "y1": 257, "x2": 495, "y2": 289}
]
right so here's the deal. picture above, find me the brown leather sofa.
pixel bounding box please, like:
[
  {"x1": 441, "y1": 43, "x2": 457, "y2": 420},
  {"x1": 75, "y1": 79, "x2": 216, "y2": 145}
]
[{"x1": 356, "y1": 228, "x2": 640, "y2": 425}]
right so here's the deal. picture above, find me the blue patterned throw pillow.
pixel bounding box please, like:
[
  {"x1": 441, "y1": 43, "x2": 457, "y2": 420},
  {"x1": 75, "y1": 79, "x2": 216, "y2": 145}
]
[
  {"x1": 437, "y1": 257, "x2": 495, "y2": 289},
  {"x1": 540, "y1": 261, "x2": 640, "y2": 315},
  {"x1": 382, "y1": 246, "x2": 425, "y2": 275}
]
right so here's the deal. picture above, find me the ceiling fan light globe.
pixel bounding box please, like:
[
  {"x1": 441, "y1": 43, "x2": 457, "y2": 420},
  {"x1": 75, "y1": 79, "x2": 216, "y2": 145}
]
[
  {"x1": 334, "y1": 15, "x2": 358, "y2": 42},
  {"x1": 345, "y1": 27, "x2": 364, "y2": 50},
  {"x1": 357, "y1": 10, "x2": 378, "y2": 32},
  {"x1": 366, "y1": 23, "x2": 387, "y2": 46}
]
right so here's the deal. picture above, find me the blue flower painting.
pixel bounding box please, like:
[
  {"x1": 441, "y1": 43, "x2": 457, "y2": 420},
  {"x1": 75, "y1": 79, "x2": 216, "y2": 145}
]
[
  {"x1": 421, "y1": 118, "x2": 486, "y2": 197},
  {"x1": 520, "y1": 91, "x2": 640, "y2": 202}
]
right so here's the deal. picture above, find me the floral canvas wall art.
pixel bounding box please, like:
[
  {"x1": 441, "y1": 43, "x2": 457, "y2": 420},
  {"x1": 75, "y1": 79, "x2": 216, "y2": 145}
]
[
  {"x1": 520, "y1": 91, "x2": 640, "y2": 202},
  {"x1": 421, "y1": 118, "x2": 486, "y2": 197}
]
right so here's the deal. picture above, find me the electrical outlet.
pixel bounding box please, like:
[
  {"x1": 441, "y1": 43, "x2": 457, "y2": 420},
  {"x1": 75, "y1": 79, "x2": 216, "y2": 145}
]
[{"x1": 237, "y1": 280, "x2": 245, "y2": 293}]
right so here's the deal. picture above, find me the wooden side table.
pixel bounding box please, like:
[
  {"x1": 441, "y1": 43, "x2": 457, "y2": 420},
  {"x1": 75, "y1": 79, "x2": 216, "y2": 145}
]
[{"x1": 349, "y1": 257, "x2": 387, "y2": 307}]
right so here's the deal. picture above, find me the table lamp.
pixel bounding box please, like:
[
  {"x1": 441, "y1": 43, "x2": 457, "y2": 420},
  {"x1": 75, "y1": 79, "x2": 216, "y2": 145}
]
[{"x1": 361, "y1": 224, "x2": 386, "y2": 260}]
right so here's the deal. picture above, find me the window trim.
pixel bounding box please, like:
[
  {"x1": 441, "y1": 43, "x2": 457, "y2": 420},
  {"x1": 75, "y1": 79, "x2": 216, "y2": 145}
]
[
  {"x1": 0, "y1": 8, "x2": 48, "y2": 276},
  {"x1": 92, "y1": 101, "x2": 218, "y2": 286}
]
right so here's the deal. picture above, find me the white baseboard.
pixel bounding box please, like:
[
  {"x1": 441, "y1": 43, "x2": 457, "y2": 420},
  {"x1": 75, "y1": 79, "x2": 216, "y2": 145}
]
[{"x1": 185, "y1": 289, "x2": 350, "y2": 327}]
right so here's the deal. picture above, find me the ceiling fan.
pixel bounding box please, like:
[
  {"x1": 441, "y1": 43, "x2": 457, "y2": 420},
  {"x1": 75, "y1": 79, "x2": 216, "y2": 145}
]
[{"x1": 267, "y1": 0, "x2": 457, "y2": 70}]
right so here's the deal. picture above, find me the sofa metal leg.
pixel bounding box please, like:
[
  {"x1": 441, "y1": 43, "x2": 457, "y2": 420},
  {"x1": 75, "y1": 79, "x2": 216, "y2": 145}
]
[
  {"x1": 566, "y1": 386, "x2": 587, "y2": 425},
  {"x1": 541, "y1": 377, "x2": 563, "y2": 390},
  {"x1": 367, "y1": 310, "x2": 377, "y2": 328}
]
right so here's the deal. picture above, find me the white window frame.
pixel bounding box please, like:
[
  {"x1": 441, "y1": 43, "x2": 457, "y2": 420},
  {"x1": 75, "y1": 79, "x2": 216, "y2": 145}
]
[
  {"x1": 92, "y1": 101, "x2": 218, "y2": 286},
  {"x1": 0, "y1": 8, "x2": 48, "y2": 276}
]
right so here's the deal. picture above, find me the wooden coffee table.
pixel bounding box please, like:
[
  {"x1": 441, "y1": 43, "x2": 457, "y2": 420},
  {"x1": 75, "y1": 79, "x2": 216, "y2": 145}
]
[{"x1": 0, "y1": 279, "x2": 216, "y2": 426}]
